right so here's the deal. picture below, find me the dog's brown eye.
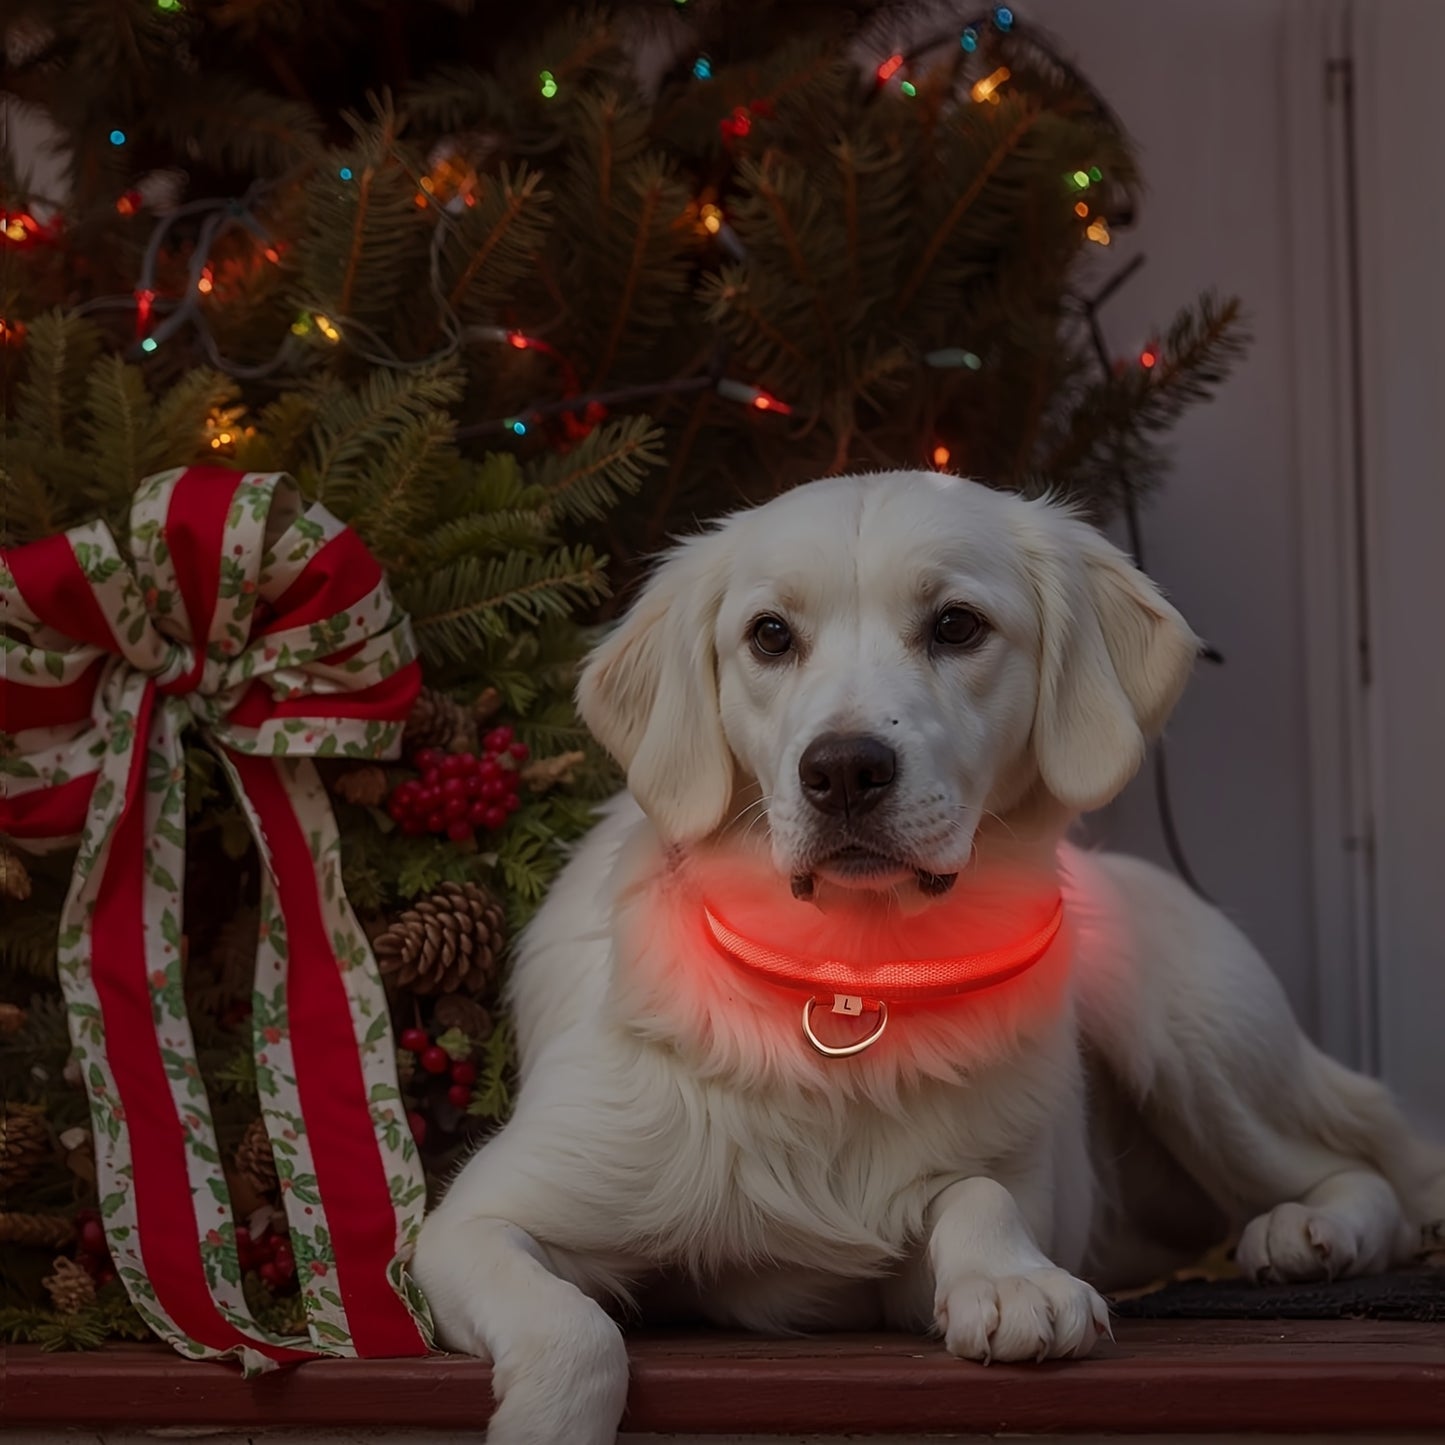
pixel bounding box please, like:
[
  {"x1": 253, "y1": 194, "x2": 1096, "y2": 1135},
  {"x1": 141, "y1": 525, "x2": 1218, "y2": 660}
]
[
  {"x1": 750, "y1": 615, "x2": 793, "y2": 658},
  {"x1": 934, "y1": 607, "x2": 989, "y2": 650}
]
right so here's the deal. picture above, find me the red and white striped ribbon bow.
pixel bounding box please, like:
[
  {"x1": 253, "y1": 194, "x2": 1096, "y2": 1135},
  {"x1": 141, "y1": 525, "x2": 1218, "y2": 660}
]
[{"x1": 0, "y1": 466, "x2": 433, "y2": 1369}]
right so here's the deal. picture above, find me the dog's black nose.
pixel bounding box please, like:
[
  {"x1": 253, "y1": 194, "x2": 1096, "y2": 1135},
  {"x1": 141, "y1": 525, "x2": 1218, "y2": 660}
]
[{"x1": 798, "y1": 734, "x2": 897, "y2": 816}]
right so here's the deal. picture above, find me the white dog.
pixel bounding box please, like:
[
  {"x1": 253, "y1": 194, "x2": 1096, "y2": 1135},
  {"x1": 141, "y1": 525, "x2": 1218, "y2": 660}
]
[{"x1": 413, "y1": 472, "x2": 1443, "y2": 1445}]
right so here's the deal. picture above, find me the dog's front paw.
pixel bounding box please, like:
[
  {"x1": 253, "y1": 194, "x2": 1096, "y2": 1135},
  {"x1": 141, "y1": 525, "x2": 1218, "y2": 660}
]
[
  {"x1": 935, "y1": 1268, "x2": 1110, "y2": 1363},
  {"x1": 1237, "y1": 1202, "x2": 1359, "y2": 1283}
]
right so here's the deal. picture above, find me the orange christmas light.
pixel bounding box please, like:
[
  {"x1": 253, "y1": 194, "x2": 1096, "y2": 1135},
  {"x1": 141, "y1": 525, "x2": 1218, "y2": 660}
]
[{"x1": 970, "y1": 66, "x2": 1010, "y2": 104}]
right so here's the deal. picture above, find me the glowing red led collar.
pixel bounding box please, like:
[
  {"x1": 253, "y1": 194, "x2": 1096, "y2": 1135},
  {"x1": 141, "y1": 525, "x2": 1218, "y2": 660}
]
[{"x1": 702, "y1": 896, "x2": 1065, "y2": 1058}]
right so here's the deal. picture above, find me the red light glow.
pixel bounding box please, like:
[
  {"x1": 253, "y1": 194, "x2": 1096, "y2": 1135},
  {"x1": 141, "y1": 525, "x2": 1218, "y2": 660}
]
[
  {"x1": 932, "y1": 445, "x2": 951, "y2": 467},
  {"x1": 134, "y1": 288, "x2": 156, "y2": 339},
  {"x1": 1140, "y1": 349, "x2": 1158, "y2": 368},
  {"x1": 877, "y1": 53, "x2": 905, "y2": 83}
]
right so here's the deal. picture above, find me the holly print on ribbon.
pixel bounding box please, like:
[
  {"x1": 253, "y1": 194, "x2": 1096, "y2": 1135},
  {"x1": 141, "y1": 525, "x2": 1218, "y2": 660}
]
[{"x1": 0, "y1": 466, "x2": 433, "y2": 1368}]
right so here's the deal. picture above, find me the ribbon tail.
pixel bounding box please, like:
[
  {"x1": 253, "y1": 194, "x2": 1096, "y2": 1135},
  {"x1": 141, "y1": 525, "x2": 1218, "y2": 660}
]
[
  {"x1": 61, "y1": 678, "x2": 308, "y2": 1363},
  {"x1": 222, "y1": 750, "x2": 432, "y2": 1357}
]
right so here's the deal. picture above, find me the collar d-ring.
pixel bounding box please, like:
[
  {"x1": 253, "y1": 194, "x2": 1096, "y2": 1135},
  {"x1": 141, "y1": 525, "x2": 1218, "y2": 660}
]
[{"x1": 801, "y1": 996, "x2": 889, "y2": 1058}]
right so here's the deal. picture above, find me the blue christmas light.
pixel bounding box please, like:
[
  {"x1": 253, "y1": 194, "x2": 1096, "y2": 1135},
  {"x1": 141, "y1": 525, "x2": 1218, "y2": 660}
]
[
  {"x1": 509, "y1": 419, "x2": 528, "y2": 436},
  {"x1": 109, "y1": 129, "x2": 127, "y2": 146},
  {"x1": 693, "y1": 55, "x2": 712, "y2": 80},
  {"x1": 961, "y1": 27, "x2": 978, "y2": 52},
  {"x1": 140, "y1": 337, "x2": 158, "y2": 353},
  {"x1": 338, "y1": 166, "x2": 353, "y2": 181},
  {"x1": 993, "y1": 6, "x2": 1014, "y2": 31}
]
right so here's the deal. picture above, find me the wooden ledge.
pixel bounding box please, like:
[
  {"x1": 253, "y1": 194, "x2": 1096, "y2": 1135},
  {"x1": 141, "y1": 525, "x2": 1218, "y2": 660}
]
[{"x1": 2, "y1": 1320, "x2": 1443, "y2": 1434}]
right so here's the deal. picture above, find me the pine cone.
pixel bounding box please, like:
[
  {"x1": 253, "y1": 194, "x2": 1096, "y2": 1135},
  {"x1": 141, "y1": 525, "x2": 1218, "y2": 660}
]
[
  {"x1": 0, "y1": 1212, "x2": 76, "y2": 1248},
  {"x1": 234, "y1": 1117, "x2": 278, "y2": 1196},
  {"x1": 0, "y1": 1002, "x2": 26, "y2": 1037},
  {"x1": 1, "y1": 841, "x2": 32, "y2": 900},
  {"x1": 1, "y1": 1104, "x2": 51, "y2": 1196},
  {"x1": 405, "y1": 687, "x2": 477, "y2": 755},
  {"x1": 43, "y1": 1255, "x2": 96, "y2": 1314},
  {"x1": 373, "y1": 882, "x2": 504, "y2": 996},
  {"x1": 331, "y1": 764, "x2": 390, "y2": 807},
  {"x1": 432, "y1": 993, "x2": 494, "y2": 1043}
]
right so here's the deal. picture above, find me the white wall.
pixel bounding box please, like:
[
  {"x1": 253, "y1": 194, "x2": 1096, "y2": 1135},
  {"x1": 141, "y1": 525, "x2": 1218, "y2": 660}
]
[
  {"x1": 1020, "y1": 0, "x2": 1444, "y2": 1129},
  {"x1": 1020, "y1": 0, "x2": 1320, "y2": 1018},
  {"x1": 1353, "y1": 0, "x2": 1445, "y2": 1128}
]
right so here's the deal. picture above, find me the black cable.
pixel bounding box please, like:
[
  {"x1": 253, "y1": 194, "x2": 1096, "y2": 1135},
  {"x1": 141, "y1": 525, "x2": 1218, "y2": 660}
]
[{"x1": 1080, "y1": 258, "x2": 1217, "y2": 904}]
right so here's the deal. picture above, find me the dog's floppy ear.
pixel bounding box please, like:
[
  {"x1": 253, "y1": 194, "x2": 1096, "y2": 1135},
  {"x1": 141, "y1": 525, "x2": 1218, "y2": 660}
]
[
  {"x1": 1030, "y1": 521, "x2": 1199, "y2": 813},
  {"x1": 576, "y1": 533, "x2": 735, "y2": 841}
]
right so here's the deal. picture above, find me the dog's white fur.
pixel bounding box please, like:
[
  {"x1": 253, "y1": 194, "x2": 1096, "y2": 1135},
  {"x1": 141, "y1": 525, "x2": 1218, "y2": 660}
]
[{"x1": 413, "y1": 473, "x2": 1444, "y2": 1445}]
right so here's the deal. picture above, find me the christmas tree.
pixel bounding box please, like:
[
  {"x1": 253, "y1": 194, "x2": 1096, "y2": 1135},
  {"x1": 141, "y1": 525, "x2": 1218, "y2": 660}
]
[{"x1": 1, "y1": 1, "x2": 1247, "y2": 1346}]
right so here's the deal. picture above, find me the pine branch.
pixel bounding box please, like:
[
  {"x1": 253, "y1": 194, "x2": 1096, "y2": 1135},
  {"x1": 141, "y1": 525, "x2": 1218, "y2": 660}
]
[
  {"x1": 77, "y1": 356, "x2": 153, "y2": 519},
  {"x1": 307, "y1": 365, "x2": 463, "y2": 503},
  {"x1": 898, "y1": 97, "x2": 1044, "y2": 312},
  {"x1": 403, "y1": 546, "x2": 612, "y2": 667},
  {"x1": 525, "y1": 415, "x2": 662, "y2": 525},
  {"x1": 150, "y1": 369, "x2": 242, "y2": 469},
  {"x1": 343, "y1": 411, "x2": 458, "y2": 564},
  {"x1": 158, "y1": 74, "x2": 324, "y2": 174},
  {"x1": 443, "y1": 166, "x2": 551, "y2": 319},
  {"x1": 11, "y1": 314, "x2": 103, "y2": 450},
  {"x1": 749, "y1": 154, "x2": 838, "y2": 354},
  {"x1": 466, "y1": 1015, "x2": 514, "y2": 1122}
]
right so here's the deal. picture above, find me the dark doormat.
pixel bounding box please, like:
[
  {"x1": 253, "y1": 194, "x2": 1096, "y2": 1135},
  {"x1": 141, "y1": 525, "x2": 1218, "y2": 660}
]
[{"x1": 1113, "y1": 1267, "x2": 1445, "y2": 1322}]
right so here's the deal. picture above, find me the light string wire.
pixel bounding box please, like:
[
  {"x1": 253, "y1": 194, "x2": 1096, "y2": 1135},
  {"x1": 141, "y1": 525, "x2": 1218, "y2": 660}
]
[
  {"x1": 1078, "y1": 255, "x2": 1218, "y2": 903},
  {"x1": 30, "y1": 6, "x2": 1113, "y2": 431}
]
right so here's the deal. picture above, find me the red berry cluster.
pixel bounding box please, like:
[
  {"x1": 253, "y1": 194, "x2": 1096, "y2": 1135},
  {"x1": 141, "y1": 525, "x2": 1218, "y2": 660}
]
[
  {"x1": 388, "y1": 728, "x2": 529, "y2": 844},
  {"x1": 400, "y1": 1027, "x2": 477, "y2": 1113},
  {"x1": 236, "y1": 1224, "x2": 295, "y2": 1290},
  {"x1": 75, "y1": 1209, "x2": 116, "y2": 1287}
]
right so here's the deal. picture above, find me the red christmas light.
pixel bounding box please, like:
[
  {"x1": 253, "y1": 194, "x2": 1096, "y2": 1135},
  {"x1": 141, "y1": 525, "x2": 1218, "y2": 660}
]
[
  {"x1": 1140, "y1": 348, "x2": 1158, "y2": 369},
  {"x1": 877, "y1": 53, "x2": 905, "y2": 83},
  {"x1": 932, "y1": 444, "x2": 951, "y2": 468},
  {"x1": 1, "y1": 209, "x2": 62, "y2": 249},
  {"x1": 134, "y1": 289, "x2": 156, "y2": 340},
  {"x1": 720, "y1": 106, "x2": 753, "y2": 143}
]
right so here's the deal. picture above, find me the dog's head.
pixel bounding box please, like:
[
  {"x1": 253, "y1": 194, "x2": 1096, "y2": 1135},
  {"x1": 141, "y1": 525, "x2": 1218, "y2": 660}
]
[{"x1": 578, "y1": 472, "x2": 1198, "y2": 894}]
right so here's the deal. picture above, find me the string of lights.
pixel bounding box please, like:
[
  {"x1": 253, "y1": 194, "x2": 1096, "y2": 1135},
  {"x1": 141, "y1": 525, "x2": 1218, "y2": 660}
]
[{"x1": 8, "y1": 3, "x2": 1136, "y2": 451}]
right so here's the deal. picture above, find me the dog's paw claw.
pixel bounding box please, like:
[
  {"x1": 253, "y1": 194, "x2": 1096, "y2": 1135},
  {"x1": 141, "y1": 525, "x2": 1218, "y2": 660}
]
[{"x1": 936, "y1": 1269, "x2": 1105, "y2": 1364}]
